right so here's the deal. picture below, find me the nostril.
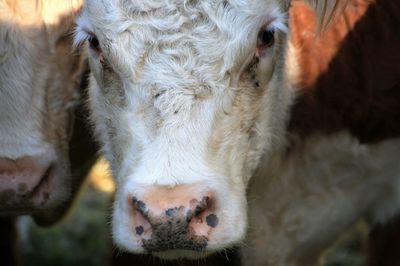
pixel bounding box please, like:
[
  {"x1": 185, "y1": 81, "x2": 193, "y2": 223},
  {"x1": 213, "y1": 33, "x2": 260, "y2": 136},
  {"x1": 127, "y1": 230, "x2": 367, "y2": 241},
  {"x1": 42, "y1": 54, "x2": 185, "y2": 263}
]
[
  {"x1": 188, "y1": 196, "x2": 219, "y2": 237},
  {"x1": 187, "y1": 196, "x2": 210, "y2": 220},
  {"x1": 195, "y1": 196, "x2": 210, "y2": 214},
  {"x1": 131, "y1": 197, "x2": 152, "y2": 239},
  {"x1": 132, "y1": 197, "x2": 147, "y2": 213}
]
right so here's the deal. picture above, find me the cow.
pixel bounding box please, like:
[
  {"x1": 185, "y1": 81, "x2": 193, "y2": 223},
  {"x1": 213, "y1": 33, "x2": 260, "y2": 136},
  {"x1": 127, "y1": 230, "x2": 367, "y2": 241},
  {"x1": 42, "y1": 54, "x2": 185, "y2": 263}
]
[
  {"x1": 75, "y1": 0, "x2": 400, "y2": 265},
  {"x1": 0, "y1": 0, "x2": 97, "y2": 264}
]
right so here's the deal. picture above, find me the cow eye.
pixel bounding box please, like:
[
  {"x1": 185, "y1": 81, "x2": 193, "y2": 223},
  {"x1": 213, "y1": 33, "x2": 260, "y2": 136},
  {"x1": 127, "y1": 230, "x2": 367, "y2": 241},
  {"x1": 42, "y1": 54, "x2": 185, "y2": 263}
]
[
  {"x1": 88, "y1": 34, "x2": 101, "y2": 53},
  {"x1": 257, "y1": 28, "x2": 275, "y2": 49}
]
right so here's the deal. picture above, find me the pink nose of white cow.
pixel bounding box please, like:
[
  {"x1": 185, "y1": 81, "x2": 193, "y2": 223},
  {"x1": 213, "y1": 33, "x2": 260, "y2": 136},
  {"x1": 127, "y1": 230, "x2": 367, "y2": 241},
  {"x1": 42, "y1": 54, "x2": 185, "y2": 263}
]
[
  {"x1": 131, "y1": 186, "x2": 219, "y2": 252},
  {"x1": 0, "y1": 156, "x2": 53, "y2": 208}
]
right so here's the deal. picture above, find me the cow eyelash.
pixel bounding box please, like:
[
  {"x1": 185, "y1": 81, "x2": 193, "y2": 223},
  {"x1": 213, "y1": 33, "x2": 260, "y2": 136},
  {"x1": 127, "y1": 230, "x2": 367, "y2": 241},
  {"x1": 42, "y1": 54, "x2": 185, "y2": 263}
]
[
  {"x1": 255, "y1": 25, "x2": 277, "y2": 58},
  {"x1": 80, "y1": 31, "x2": 104, "y2": 63},
  {"x1": 257, "y1": 28, "x2": 275, "y2": 49},
  {"x1": 88, "y1": 34, "x2": 102, "y2": 54},
  {"x1": 257, "y1": 25, "x2": 275, "y2": 51}
]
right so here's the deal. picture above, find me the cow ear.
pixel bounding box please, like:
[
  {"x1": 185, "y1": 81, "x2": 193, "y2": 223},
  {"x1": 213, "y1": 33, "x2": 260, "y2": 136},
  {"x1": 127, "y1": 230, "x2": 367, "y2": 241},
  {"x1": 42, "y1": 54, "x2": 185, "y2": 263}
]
[{"x1": 302, "y1": 0, "x2": 347, "y2": 29}]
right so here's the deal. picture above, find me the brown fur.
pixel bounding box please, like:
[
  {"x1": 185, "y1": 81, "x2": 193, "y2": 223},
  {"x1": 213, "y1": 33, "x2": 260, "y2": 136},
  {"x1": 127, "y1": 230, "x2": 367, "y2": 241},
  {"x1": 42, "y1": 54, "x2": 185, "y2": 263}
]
[{"x1": 289, "y1": 0, "x2": 400, "y2": 143}]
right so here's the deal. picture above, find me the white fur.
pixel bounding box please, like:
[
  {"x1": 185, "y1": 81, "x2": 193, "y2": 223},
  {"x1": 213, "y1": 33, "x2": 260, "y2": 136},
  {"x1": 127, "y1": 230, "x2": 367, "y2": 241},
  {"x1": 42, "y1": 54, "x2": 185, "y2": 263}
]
[
  {"x1": 0, "y1": 2, "x2": 52, "y2": 159},
  {"x1": 77, "y1": 0, "x2": 400, "y2": 264},
  {"x1": 79, "y1": 0, "x2": 290, "y2": 255}
]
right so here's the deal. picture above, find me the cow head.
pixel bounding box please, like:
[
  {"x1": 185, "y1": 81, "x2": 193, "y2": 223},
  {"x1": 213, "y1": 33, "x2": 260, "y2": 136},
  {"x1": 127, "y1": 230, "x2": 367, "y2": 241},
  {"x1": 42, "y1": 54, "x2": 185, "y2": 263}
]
[
  {"x1": 0, "y1": 0, "x2": 91, "y2": 224},
  {"x1": 76, "y1": 0, "x2": 338, "y2": 259}
]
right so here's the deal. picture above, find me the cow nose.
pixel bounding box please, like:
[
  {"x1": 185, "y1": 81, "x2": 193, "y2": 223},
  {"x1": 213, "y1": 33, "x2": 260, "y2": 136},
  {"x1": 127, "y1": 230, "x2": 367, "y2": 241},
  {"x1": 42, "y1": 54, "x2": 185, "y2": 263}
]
[
  {"x1": 130, "y1": 187, "x2": 219, "y2": 252},
  {"x1": 0, "y1": 156, "x2": 53, "y2": 206}
]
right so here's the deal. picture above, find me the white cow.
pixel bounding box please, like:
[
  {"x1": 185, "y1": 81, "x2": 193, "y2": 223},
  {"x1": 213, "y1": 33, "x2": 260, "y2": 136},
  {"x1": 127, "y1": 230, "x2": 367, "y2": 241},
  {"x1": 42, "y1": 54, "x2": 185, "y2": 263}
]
[
  {"x1": 0, "y1": 0, "x2": 97, "y2": 224},
  {"x1": 75, "y1": 0, "x2": 400, "y2": 265}
]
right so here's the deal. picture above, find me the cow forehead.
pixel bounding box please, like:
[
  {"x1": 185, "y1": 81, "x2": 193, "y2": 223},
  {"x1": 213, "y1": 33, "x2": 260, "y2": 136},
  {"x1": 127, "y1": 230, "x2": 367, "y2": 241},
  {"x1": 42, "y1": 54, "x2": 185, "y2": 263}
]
[
  {"x1": 85, "y1": 0, "x2": 288, "y2": 21},
  {"x1": 83, "y1": 0, "x2": 287, "y2": 83}
]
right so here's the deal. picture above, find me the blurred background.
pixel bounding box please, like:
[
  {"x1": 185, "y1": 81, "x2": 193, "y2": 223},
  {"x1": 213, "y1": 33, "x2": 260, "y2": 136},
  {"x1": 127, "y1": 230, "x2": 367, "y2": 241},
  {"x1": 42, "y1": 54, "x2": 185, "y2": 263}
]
[{"x1": 16, "y1": 158, "x2": 368, "y2": 266}]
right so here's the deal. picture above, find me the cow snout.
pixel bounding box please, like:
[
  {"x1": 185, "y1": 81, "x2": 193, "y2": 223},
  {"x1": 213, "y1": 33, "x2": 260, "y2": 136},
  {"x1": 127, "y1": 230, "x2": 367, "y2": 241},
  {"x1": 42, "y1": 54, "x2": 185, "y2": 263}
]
[
  {"x1": 130, "y1": 186, "x2": 219, "y2": 252},
  {"x1": 0, "y1": 156, "x2": 54, "y2": 209}
]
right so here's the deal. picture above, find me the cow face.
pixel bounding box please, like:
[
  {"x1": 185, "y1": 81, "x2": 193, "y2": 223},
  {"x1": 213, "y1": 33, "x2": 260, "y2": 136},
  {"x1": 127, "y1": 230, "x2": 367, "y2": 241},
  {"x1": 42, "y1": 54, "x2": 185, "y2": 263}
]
[
  {"x1": 0, "y1": 0, "x2": 87, "y2": 223},
  {"x1": 77, "y1": 0, "x2": 298, "y2": 259}
]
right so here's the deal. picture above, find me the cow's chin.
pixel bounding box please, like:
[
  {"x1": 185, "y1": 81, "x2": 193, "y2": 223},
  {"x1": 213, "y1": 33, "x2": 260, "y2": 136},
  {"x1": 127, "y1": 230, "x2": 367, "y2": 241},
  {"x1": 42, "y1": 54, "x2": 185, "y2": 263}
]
[
  {"x1": 152, "y1": 250, "x2": 214, "y2": 260},
  {"x1": 32, "y1": 164, "x2": 72, "y2": 226}
]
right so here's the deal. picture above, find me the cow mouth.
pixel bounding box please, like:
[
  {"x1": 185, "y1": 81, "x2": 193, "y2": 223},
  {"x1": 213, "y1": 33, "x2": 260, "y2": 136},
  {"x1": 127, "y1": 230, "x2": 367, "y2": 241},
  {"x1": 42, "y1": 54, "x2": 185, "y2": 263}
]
[{"x1": 152, "y1": 250, "x2": 213, "y2": 260}]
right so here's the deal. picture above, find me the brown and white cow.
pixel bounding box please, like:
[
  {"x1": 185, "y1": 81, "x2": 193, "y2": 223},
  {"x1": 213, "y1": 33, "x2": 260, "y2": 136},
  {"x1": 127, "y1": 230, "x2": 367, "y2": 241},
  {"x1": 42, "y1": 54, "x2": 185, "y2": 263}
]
[{"x1": 75, "y1": 0, "x2": 400, "y2": 265}]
